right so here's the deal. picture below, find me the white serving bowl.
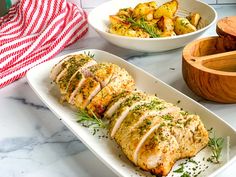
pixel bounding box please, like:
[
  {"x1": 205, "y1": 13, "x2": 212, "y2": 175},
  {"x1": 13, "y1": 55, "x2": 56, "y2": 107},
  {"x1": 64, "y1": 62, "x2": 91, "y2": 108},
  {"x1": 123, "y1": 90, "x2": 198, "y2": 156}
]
[{"x1": 88, "y1": 0, "x2": 217, "y2": 52}]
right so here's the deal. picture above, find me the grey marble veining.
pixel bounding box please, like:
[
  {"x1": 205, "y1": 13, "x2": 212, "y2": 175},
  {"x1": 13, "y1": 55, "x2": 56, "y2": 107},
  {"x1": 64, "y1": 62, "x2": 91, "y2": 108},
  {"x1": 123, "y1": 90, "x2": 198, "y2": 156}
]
[
  {"x1": 7, "y1": 97, "x2": 49, "y2": 110},
  {"x1": 0, "y1": 4, "x2": 236, "y2": 177}
]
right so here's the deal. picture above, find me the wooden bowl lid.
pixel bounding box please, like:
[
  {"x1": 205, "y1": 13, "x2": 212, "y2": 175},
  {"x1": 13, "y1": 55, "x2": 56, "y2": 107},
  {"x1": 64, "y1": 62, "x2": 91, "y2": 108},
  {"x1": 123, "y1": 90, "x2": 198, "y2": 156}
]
[{"x1": 217, "y1": 16, "x2": 236, "y2": 39}]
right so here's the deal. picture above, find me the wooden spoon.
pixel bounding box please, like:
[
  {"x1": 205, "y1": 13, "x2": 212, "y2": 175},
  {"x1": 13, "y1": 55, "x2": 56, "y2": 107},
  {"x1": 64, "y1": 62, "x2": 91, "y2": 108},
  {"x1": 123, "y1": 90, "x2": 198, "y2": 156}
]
[{"x1": 182, "y1": 36, "x2": 236, "y2": 103}]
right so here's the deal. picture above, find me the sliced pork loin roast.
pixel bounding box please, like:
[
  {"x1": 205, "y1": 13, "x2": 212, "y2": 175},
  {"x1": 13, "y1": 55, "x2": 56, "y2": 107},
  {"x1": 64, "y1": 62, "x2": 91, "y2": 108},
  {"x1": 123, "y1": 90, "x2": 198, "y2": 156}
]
[
  {"x1": 107, "y1": 91, "x2": 208, "y2": 176},
  {"x1": 83, "y1": 63, "x2": 121, "y2": 87},
  {"x1": 73, "y1": 63, "x2": 120, "y2": 109},
  {"x1": 86, "y1": 68, "x2": 135, "y2": 117},
  {"x1": 50, "y1": 54, "x2": 97, "y2": 94},
  {"x1": 51, "y1": 55, "x2": 135, "y2": 116},
  {"x1": 66, "y1": 71, "x2": 85, "y2": 104},
  {"x1": 74, "y1": 77, "x2": 101, "y2": 109},
  {"x1": 114, "y1": 100, "x2": 180, "y2": 159},
  {"x1": 50, "y1": 54, "x2": 209, "y2": 177},
  {"x1": 66, "y1": 63, "x2": 120, "y2": 105},
  {"x1": 136, "y1": 112, "x2": 208, "y2": 176},
  {"x1": 137, "y1": 124, "x2": 180, "y2": 176},
  {"x1": 109, "y1": 92, "x2": 153, "y2": 138},
  {"x1": 111, "y1": 96, "x2": 208, "y2": 176},
  {"x1": 170, "y1": 113, "x2": 209, "y2": 158},
  {"x1": 50, "y1": 55, "x2": 74, "y2": 81}
]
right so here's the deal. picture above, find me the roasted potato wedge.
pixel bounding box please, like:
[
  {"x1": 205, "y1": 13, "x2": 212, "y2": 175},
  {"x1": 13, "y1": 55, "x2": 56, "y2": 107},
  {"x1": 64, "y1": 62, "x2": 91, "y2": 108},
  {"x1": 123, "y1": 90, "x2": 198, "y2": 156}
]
[
  {"x1": 133, "y1": 1, "x2": 157, "y2": 20},
  {"x1": 109, "y1": 15, "x2": 132, "y2": 36},
  {"x1": 160, "y1": 31, "x2": 176, "y2": 37},
  {"x1": 157, "y1": 16, "x2": 174, "y2": 32},
  {"x1": 109, "y1": 15, "x2": 131, "y2": 27},
  {"x1": 117, "y1": 8, "x2": 133, "y2": 18},
  {"x1": 174, "y1": 17, "x2": 197, "y2": 35},
  {"x1": 110, "y1": 22, "x2": 150, "y2": 38},
  {"x1": 154, "y1": 0, "x2": 178, "y2": 19},
  {"x1": 187, "y1": 13, "x2": 201, "y2": 27}
]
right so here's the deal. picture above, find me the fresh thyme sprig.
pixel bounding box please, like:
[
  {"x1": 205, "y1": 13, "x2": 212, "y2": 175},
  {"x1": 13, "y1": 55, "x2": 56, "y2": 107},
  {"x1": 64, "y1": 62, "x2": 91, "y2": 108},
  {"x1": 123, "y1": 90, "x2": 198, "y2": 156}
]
[
  {"x1": 207, "y1": 131, "x2": 224, "y2": 164},
  {"x1": 127, "y1": 17, "x2": 160, "y2": 38},
  {"x1": 77, "y1": 109, "x2": 107, "y2": 134}
]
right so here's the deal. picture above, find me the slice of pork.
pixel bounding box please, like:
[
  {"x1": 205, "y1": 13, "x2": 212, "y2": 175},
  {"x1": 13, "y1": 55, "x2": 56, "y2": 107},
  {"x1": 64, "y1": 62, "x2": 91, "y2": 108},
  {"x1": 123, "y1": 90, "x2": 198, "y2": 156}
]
[
  {"x1": 104, "y1": 91, "x2": 133, "y2": 119},
  {"x1": 55, "y1": 55, "x2": 97, "y2": 94},
  {"x1": 50, "y1": 55, "x2": 73, "y2": 81},
  {"x1": 109, "y1": 92, "x2": 155, "y2": 138},
  {"x1": 83, "y1": 63, "x2": 121, "y2": 88},
  {"x1": 135, "y1": 112, "x2": 208, "y2": 176},
  {"x1": 87, "y1": 68, "x2": 135, "y2": 117},
  {"x1": 74, "y1": 77, "x2": 101, "y2": 109},
  {"x1": 137, "y1": 126, "x2": 180, "y2": 176},
  {"x1": 119, "y1": 108, "x2": 181, "y2": 164},
  {"x1": 114, "y1": 101, "x2": 176, "y2": 145},
  {"x1": 65, "y1": 71, "x2": 85, "y2": 104}
]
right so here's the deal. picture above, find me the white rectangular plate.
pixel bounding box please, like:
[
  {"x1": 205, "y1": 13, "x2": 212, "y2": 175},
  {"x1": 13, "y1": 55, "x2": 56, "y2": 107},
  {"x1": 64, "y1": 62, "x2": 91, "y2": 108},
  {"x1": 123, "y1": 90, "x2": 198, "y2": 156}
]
[{"x1": 27, "y1": 49, "x2": 236, "y2": 177}]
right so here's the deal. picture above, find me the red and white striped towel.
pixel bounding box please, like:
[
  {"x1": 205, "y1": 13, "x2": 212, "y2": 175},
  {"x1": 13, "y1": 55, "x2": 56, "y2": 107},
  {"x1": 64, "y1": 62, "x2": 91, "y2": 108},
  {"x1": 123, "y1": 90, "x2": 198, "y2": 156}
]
[{"x1": 0, "y1": 0, "x2": 88, "y2": 88}]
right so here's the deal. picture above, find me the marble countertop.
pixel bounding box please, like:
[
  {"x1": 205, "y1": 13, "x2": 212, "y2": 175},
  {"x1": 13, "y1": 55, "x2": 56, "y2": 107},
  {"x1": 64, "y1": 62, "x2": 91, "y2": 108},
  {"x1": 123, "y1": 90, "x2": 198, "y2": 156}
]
[{"x1": 1, "y1": 4, "x2": 236, "y2": 177}]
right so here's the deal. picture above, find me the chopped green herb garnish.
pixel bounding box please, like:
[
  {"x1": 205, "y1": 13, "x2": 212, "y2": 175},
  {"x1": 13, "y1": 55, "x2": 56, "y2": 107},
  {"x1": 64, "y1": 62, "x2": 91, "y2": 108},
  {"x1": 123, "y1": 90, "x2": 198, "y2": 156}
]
[
  {"x1": 180, "y1": 111, "x2": 189, "y2": 116},
  {"x1": 207, "y1": 127, "x2": 213, "y2": 133},
  {"x1": 146, "y1": 120, "x2": 152, "y2": 125},
  {"x1": 162, "y1": 114, "x2": 173, "y2": 120}
]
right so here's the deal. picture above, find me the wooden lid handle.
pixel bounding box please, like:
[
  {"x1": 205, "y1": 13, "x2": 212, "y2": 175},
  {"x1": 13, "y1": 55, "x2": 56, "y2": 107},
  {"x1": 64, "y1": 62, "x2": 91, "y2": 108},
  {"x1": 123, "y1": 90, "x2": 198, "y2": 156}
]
[{"x1": 217, "y1": 16, "x2": 236, "y2": 39}]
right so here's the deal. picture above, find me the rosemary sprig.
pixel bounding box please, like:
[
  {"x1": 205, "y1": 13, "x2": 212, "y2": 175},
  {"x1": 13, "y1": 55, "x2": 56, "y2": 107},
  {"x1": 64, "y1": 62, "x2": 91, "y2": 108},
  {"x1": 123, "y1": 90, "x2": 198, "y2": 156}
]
[
  {"x1": 77, "y1": 109, "x2": 106, "y2": 131},
  {"x1": 84, "y1": 51, "x2": 95, "y2": 58},
  {"x1": 173, "y1": 164, "x2": 184, "y2": 173},
  {"x1": 127, "y1": 17, "x2": 160, "y2": 38},
  {"x1": 207, "y1": 132, "x2": 224, "y2": 164},
  {"x1": 180, "y1": 172, "x2": 190, "y2": 177},
  {"x1": 188, "y1": 158, "x2": 198, "y2": 165}
]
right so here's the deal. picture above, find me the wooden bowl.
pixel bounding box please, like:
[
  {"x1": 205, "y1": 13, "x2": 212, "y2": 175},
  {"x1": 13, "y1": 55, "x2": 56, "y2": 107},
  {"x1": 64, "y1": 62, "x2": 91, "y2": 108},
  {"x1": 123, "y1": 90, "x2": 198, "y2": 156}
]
[{"x1": 182, "y1": 36, "x2": 236, "y2": 103}]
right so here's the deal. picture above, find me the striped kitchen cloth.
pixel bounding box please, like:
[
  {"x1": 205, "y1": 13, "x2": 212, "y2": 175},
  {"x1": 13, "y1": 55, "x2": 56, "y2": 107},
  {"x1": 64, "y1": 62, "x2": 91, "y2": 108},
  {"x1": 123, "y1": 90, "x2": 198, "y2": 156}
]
[{"x1": 0, "y1": 0, "x2": 88, "y2": 88}]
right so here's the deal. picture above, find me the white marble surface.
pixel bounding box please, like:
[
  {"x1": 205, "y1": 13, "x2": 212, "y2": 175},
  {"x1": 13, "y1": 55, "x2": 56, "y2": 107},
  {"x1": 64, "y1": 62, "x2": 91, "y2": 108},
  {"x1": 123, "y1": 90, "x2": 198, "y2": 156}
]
[{"x1": 1, "y1": 4, "x2": 236, "y2": 177}]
